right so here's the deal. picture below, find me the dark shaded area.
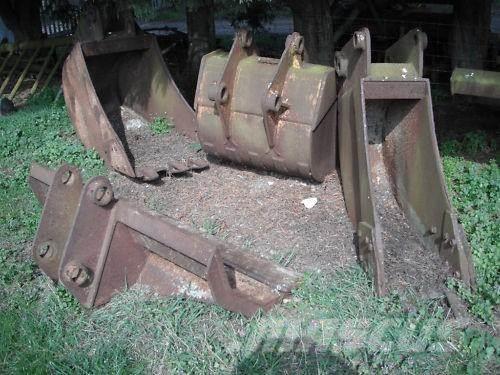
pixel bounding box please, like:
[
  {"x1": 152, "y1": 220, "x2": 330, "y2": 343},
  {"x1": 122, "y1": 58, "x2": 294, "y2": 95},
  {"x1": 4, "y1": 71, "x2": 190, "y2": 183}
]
[
  {"x1": 155, "y1": 29, "x2": 190, "y2": 98},
  {"x1": 451, "y1": 0, "x2": 492, "y2": 69},
  {"x1": 185, "y1": 0, "x2": 216, "y2": 103},
  {"x1": 0, "y1": 0, "x2": 41, "y2": 41},
  {"x1": 86, "y1": 52, "x2": 137, "y2": 166},
  {"x1": 286, "y1": 0, "x2": 335, "y2": 65},
  {"x1": 434, "y1": 95, "x2": 500, "y2": 162}
]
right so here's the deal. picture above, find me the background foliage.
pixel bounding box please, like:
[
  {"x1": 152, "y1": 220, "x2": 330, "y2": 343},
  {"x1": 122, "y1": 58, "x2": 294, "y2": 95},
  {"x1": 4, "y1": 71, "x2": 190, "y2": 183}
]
[{"x1": 441, "y1": 132, "x2": 499, "y2": 324}]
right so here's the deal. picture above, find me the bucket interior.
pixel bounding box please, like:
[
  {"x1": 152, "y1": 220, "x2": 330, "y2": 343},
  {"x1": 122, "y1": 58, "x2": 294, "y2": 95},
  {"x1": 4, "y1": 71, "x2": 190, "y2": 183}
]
[
  {"x1": 365, "y1": 99, "x2": 451, "y2": 293},
  {"x1": 85, "y1": 51, "x2": 147, "y2": 168}
]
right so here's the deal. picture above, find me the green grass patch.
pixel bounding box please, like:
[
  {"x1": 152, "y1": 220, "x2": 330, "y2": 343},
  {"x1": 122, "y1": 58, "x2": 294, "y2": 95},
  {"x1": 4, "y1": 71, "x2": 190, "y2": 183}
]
[
  {"x1": 150, "y1": 116, "x2": 173, "y2": 135},
  {"x1": 0, "y1": 89, "x2": 104, "y2": 242},
  {"x1": 440, "y1": 131, "x2": 499, "y2": 324},
  {"x1": 0, "y1": 91, "x2": 497, "y2": 373},
  {"x1": 3, "y1": 267, "x2": 496, "y2": 374},
  {"x1": 189, "y1": 142, "x2": 203, "y2": 152}
]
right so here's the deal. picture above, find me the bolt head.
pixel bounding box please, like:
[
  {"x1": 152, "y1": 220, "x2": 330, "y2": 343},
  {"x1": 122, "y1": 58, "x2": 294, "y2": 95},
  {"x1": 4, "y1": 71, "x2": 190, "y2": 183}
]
[
  {"x1": 63, "y1": 262, "x2": 91, "y2": 287},
  {"x1": 65, "y1": 263, "x2": 80, "y2": 279},
  {"x1": 91, "y1": 181, "x2": 113, "y2": 206}
]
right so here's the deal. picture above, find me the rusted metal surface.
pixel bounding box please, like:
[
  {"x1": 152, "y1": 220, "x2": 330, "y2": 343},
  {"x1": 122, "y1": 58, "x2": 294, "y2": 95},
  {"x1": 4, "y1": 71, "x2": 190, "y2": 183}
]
[
  {"x1": 336, "y1": 28, "x2": 475, "y2": 294},
  {"x1": 262, "y1": 33, "x2": 304, "y2": 149},
  {"x1": 62, "y1": 34, "x2": 198, "y2": 181},
  {"x1": 30, "y1": 164, "x2": 300, "y2": 316},
  {"x1": 195, "y1": 30, "x2": 337, "y2": 182},
  {"x1": 384, "y1": 28, "x2": 427, "y2": 77},
  {"x1": 207, "y1": 29, "x2": 255, "y2": 141},
  {"x1": 31, "y1": 164, "x2": 83, "y2": 280},
  {"x1": 451, "y1": 68, "x2": 500, "y2": 99}
]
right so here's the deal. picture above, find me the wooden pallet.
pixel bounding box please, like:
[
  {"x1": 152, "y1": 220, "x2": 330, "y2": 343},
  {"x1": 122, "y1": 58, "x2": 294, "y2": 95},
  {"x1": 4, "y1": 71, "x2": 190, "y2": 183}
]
[{"x1": 0, "y1": 37, "x2": 73, "y2": 100}]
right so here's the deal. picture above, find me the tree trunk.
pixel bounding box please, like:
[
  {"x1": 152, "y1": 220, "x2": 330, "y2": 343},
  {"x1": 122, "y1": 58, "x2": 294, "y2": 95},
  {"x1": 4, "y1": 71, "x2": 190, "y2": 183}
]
[
  {"x1": 451, "y1": 0, "x2": 491, "y2": 69},
  {"x1": 185, "y1": 0, "x2": 215, "y2": 101},
  {"x1": 286, "y1": 0, "x2": 335, "y2": 65}
]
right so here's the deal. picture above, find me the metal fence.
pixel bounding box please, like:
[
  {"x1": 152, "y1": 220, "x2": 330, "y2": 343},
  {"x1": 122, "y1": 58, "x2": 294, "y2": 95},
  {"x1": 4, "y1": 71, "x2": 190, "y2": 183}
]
[
  {"x1": 39, "y1": 0, "x2": 80, "y2": 37},
  {"x1": 332, "y1": 13, "x2": 497, "y2": 90}
]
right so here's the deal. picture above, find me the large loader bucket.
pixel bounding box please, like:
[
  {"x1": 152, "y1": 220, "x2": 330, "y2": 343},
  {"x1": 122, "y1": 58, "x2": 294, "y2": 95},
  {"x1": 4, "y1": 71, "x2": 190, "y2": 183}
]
[
  {"x1": 28, "y1": 163, "x2": 301, "y2": 316},
  {"x1": 195, "y1": 31, "x2": 337, "y2": 182},
  {"x1": 62, "y1": 34, "x2": 198, "y2": 181},
  {"x1": 335, "y1": 29, "x2": 475, "y2": 294}
]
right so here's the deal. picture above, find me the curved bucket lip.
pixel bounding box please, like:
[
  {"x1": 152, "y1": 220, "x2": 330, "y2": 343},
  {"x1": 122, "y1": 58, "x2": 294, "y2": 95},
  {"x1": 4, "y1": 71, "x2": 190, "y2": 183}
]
[{"x1": 62, "y1": 34, "x2": 198, "y2": 180}]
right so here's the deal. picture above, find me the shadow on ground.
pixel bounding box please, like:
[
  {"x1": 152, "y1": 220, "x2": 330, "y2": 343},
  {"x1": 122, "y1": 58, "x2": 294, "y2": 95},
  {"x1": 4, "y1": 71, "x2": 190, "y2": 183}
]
[{"x1": 234, "y1": 336, "x2": 356, "y2": 374}]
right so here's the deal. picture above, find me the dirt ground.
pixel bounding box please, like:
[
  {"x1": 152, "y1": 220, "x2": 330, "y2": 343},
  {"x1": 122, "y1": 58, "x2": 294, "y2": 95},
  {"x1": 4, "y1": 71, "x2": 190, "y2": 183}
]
[
  {"x1": 104, "y1": 104, "x2": 471, "y2": 297},
  {"x1": 371, "y1": 152, "x2": 451, "y2": 295},
  {"x1": 366, "y1": 100, "x2": 453, "y2": 296},
  {"x1": 110, "y1": 109, "x2": 357, "y2": 274}
]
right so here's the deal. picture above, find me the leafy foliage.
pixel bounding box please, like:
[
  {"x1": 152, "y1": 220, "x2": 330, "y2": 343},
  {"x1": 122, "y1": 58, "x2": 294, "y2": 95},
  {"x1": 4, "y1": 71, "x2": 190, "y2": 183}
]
[
  {"x1": 458, "y1": 327, "x2": 500, "y2": 374},
  {"x1": 130, "y1": 0, "x2": 282, "y2": 28},
  {"x1": 150, "y1": 116, "x2": 173, "y2": 135},
  {"x1": 131, "y1": 0, "x2": 184, "y2": 22},
  {"x1": 441, "y1": 131, "x2": 499, "y2": 323},
  {"x1": 217, "y1": 0, "x2": 277, "y2": 29},
  {"x1": 0, "y1": 89, "x2": 103, "y2": 237}
]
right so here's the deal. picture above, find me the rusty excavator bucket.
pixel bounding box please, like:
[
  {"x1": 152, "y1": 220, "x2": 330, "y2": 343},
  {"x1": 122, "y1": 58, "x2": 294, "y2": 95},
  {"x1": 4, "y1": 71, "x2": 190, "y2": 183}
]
[
  {"x1": 33, "y1": 25, "x2": 475, "y2": 314},
  {"x1": 195, "y1": 30, "x2": 337, "y2": 181},
  {"x1": 63, "y1": 33, "x2": 199, "y2": 181},
  {"x1": 335, "y1": 28, "x2": 475, "y2": 294},
  {"x1": 28, "y1": 163, "x2": 301, "y2": 317}
]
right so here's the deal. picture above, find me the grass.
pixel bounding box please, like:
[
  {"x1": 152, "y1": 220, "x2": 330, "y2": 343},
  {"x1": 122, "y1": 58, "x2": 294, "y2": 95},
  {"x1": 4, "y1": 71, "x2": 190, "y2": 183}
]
[
  {"x1": 440, "y1": 131, "x2": 499, "y2": 324},
  {"x1": 150, "y1": 116, "x2": 173, "y2": 135},
  {"x1": 0, "y1": 89, "x2": 498, "y2": 373}
]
